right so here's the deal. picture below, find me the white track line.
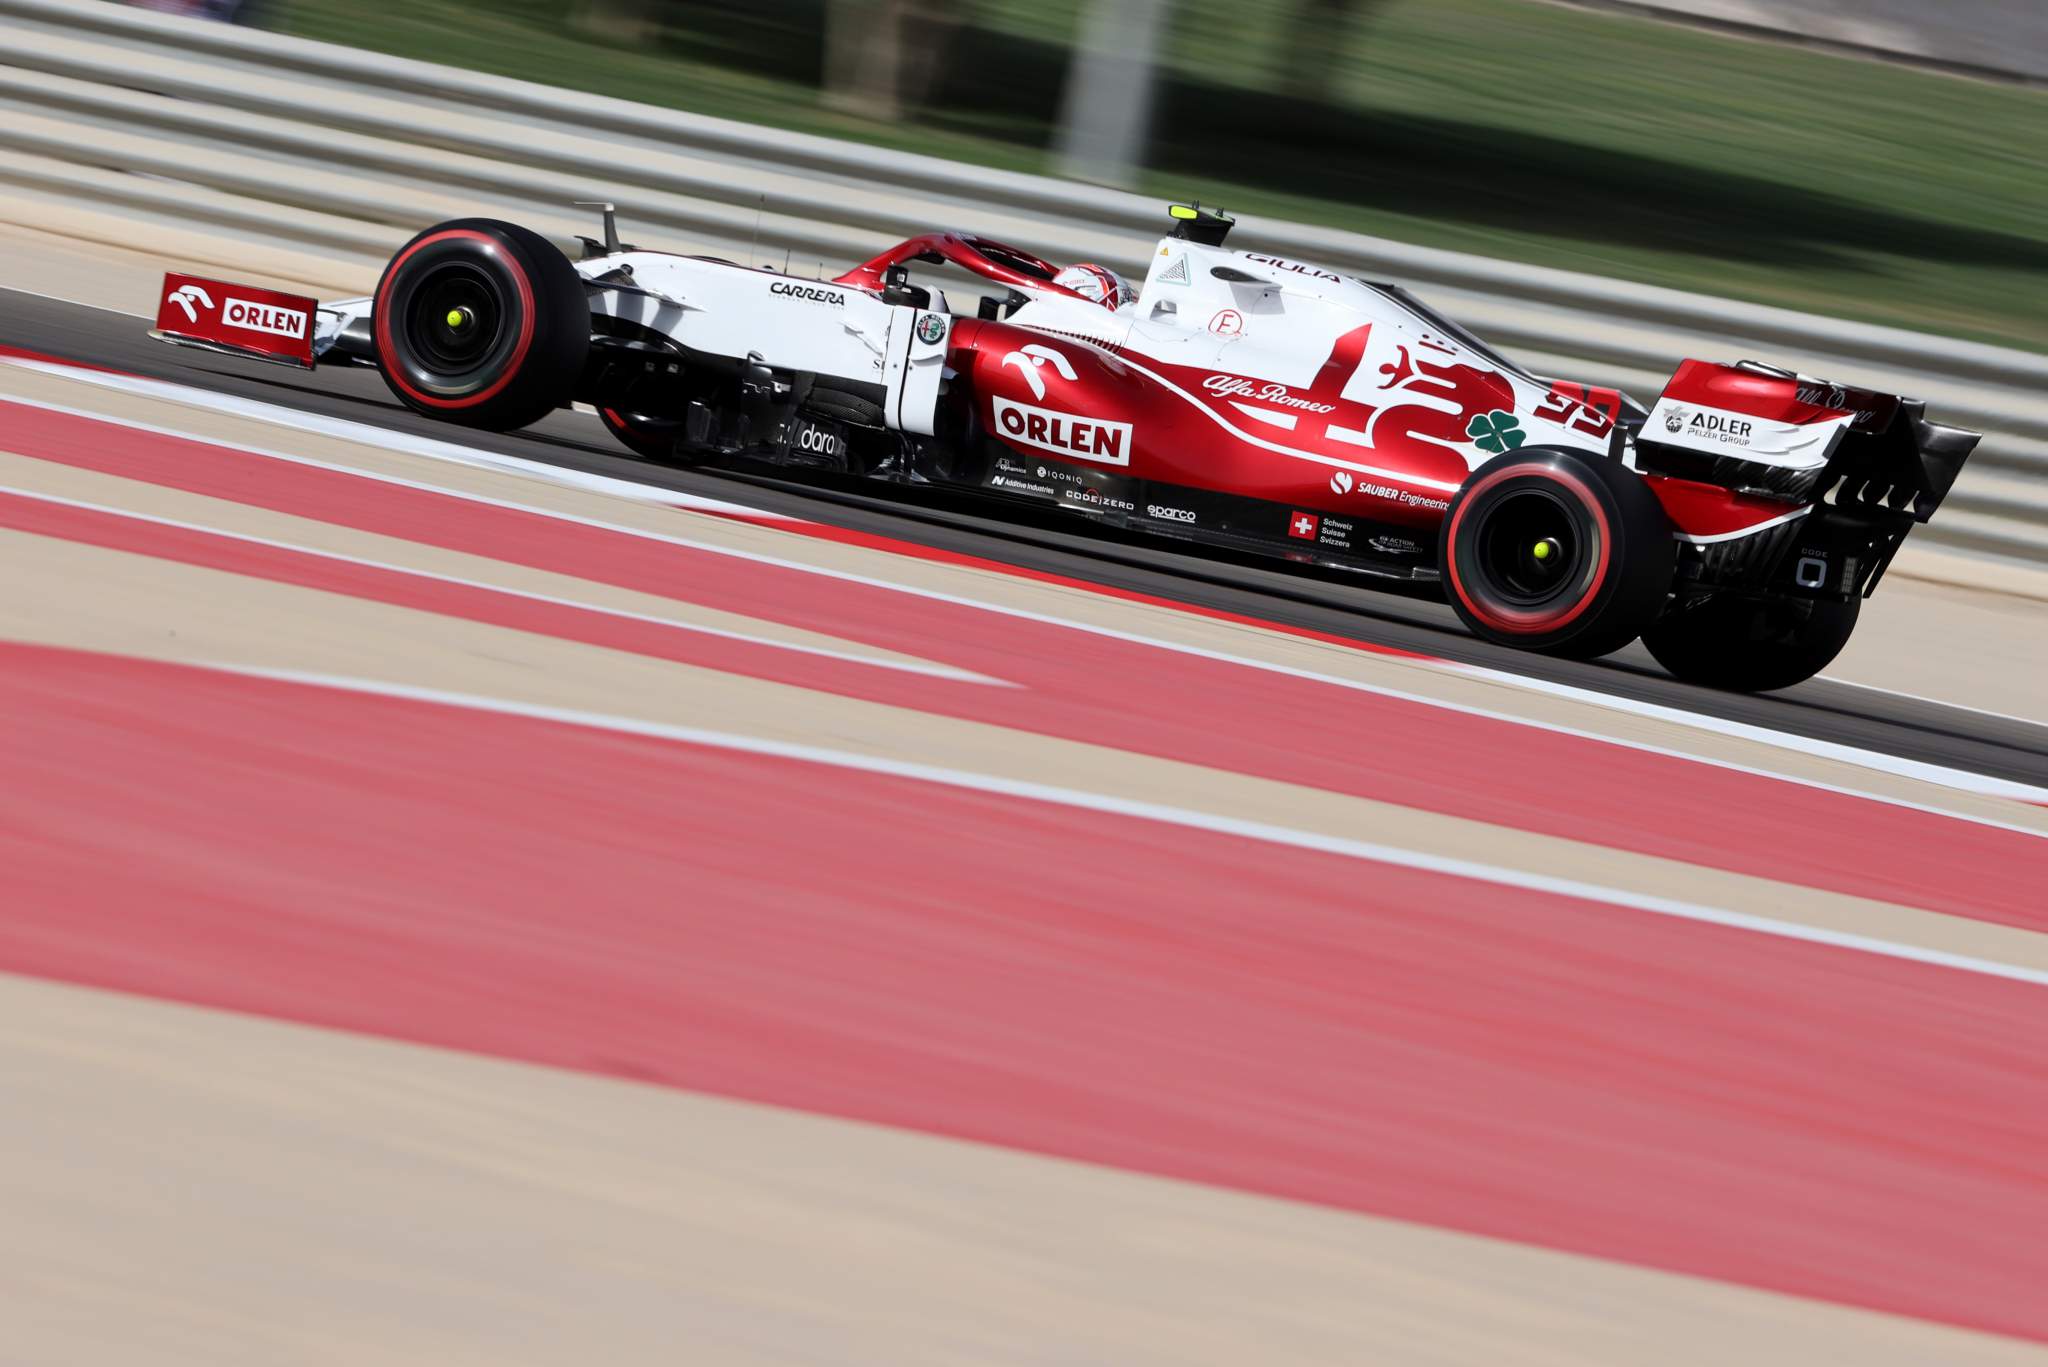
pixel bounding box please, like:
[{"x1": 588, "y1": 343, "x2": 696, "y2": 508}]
[
  {"x1": 7, "y1": 375, "x2": 2046, "y2": 821},
  {"x1": 0, "y1": 481, "x2": 999, "y2": 685},
  {"x1": 208, "y1": 663, "x2": 2048, "y2": 992},
  {"x1": 0, "y1": 355, "x2": 798, "y2": 523},
  {"x1": 1436, "y1": 660, "x2": 2048, "y2": 804},
  {"x1": 3, "y1": 288, "x2": 148, "y2": 318},
  {"x1": 1817, "y1": 675, "x2": 2048, "y2": 733}
]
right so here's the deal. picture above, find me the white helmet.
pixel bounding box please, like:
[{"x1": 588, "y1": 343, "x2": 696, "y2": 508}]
[{"x1": 1053, "y1": 263, "x2": 1137, "y2": 311}]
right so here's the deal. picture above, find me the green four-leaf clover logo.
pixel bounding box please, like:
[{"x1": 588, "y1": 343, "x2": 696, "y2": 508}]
[{"x1": 1466, "y1": 410, "x2": 1526, "y2": 454}]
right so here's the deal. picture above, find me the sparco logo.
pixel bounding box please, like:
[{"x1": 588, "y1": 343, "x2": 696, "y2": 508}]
[
  {"x1": 770, "y1": 281, "x2": 844, "y2": 306},
  {"x1": 1147, "y1": 504, "x2": 1196, "y2": 523},
  {"x1": 1203, "y1": 374, "x2": 1335, "y2": 413},
  {"x1": 223, "y1": 297, "x2": 307, "y2": 339}
]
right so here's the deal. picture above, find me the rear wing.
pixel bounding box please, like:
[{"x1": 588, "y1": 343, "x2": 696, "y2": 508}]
[
  {"x1": 1637, "y1": 359, "x2": 1976, "y2": 521},
  {"x1": 151, "y1": 272, "x2": 317, "y2": 369}
]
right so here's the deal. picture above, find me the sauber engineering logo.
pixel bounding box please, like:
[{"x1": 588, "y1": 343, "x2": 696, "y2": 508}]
[{"x1": 992, "y1": 396, "x2": 1132, "y2": 466}]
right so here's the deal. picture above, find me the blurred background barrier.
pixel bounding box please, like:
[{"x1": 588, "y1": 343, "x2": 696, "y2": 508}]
[
  {"x1": 0, "y1": 0, "x2": 2044, "y2": 562},
  {"x1": 1586, "y1": 0, "x2": 2048, "y2": 85}
]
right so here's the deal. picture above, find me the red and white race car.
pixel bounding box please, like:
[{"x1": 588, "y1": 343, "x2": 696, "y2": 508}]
[{"x1": 150, "y1": 203, "x2": 1978, "y2": 691}]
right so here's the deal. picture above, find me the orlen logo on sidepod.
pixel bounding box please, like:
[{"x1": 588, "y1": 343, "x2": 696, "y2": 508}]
[{"x1": 992, "y1": 397, "x2": 1133, "y2": 466}]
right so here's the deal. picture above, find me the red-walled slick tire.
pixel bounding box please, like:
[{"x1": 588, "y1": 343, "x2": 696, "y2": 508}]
[
  {"x1": 373, "y1": 219, "x2": 588, "y2": 430},
  {"x1": 1440, "y1": 447, "x2": 1674, "y2": 659}
]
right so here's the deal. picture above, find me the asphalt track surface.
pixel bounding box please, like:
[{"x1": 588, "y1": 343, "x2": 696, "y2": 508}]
[{"x1": 7, "y1": 286, "x2": 2045, "y2": 789}]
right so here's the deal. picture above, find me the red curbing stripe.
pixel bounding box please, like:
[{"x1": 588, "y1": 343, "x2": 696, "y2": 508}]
[
  {"x1": 4, "y1": 641, "x2": 2048, "y2": 1344},
  {"x1": 752, "y1": 511, "x2": 1429, "y2": 660},
  {"x1": 4, "y1": 396, "x2": 2046, "y2": 930},
  {"x1": 0, "y1": 489, "x2": 978, "y2": 695},
  {"x1": 0, "y1": 342, "x2": 126, "y2": 375}
]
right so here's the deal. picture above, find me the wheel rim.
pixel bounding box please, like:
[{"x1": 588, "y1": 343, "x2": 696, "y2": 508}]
[
  {"x1": 1471, "y1": 486, "x2": 1585, "y2": 610},
  {"x1": 402, "y1": 263, "x2": 507, "y2": 375}
]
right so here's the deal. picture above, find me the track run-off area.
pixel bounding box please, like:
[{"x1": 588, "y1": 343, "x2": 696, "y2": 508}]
[{"x1": 4, "y1": 242, "x2": 2048, "y2": 1364}]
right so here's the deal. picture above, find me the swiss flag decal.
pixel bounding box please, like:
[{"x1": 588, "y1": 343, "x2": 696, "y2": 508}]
[{"x1": 1288, "y1": 511, "x2": 1319, "y2": 540}]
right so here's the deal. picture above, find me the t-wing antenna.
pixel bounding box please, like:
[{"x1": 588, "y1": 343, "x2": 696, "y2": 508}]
[
  {"x1": 573, "y1": 201, "x2": 633, "y2": 258},
  {"x1": 1168, "y1": 201, "x2": 1235, "y2": 247}
]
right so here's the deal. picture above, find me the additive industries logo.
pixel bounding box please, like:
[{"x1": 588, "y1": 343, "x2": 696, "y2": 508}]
[
  {"x1": 1664, "y1": 405, "x2": 1687, "y2": 434},
  {"x1": 1288, "y1": 510, "x2": 1319, "y2": 540},
  {"x1": 1157, "y1": 255, "x2": 1191, "y2": 286},
  {"x1": 223, "y1": 297, "x2": 307, "y2": 339},
  {"x1": 914, "y1": 312, "x2": 947, "y2": 344}
]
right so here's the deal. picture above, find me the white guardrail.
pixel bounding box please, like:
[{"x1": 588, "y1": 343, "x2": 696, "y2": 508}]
[{"x1": 1, "y1": 0, "x2": 2044, "y2": 562}]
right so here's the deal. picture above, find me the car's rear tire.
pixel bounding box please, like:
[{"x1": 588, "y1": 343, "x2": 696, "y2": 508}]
[
  {"x1": 374, "y1": 218, "x2": 588, "y2": 430},
  {"x1": 1440, "y1": 447, "x2": 1674, "y2": 658},
  {"x1": 1642, "y1": 593, "x2": 1859, "y2": 692}
]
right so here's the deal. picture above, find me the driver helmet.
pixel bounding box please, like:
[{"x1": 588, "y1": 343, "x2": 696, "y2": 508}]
[{"x1": 1053, "y1": 263, "x2": 1137, "y2": 311}]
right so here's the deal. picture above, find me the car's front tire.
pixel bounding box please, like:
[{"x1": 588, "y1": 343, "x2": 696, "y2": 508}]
[
  {"x1": 1440, "y1": 447, "x2": 1674, "y2": 658},
  {"x1": 1642, "y1": 593, "x2": 1859, "y2": 692},
  {"x1": 373, "y1": 218, "x2": 588, "y2": 430}
]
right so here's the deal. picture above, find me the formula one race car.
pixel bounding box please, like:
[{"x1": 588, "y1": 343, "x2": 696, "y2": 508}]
[{"x1": 150, "y1": 203, "x2": 1980, "y2": 691}]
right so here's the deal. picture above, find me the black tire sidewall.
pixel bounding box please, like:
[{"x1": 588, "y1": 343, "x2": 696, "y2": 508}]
[
  {"x1": 1441, "y1": 448, "x2": 1673, "y2": 656},
  {"x1": 374, "y1": 219, "x2": 587, "y2": 430},
  {"x1": 806, "y1": 388, "x2": 885, "y2": 427},
  {"x1": 1643, "y1": 594, "x2": 1860, "y2": 692}
]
